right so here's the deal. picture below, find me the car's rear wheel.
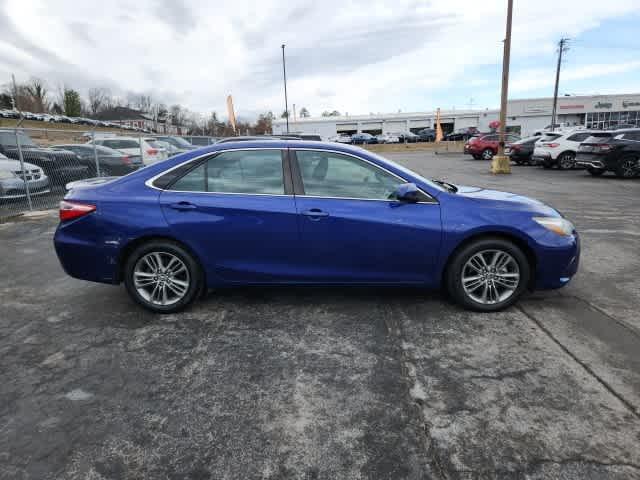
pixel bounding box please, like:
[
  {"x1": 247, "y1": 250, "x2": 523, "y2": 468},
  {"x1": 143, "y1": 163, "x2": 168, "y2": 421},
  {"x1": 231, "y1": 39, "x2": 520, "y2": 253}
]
[
  {"x1": 557, "y1": 152, "x2": 576, "y2": 170},
  {"x1": 124, "y1": 240, "x2": 203, "y2": 313},
  {"x1": 615, "y1": 155, "x2": 639, "y2": 178},
  {"x1": 587, "y1": 167, "x2": 605, "y2": 177},
  {"x1": 446, "y1": 238, "x2": 530, "y2": 312},
  {"x1": 542, "y1": 160, "x2": 552, "y2": 169},
  {"x1": 481, "y1": 148, "x2": 494, "y2": 160}
]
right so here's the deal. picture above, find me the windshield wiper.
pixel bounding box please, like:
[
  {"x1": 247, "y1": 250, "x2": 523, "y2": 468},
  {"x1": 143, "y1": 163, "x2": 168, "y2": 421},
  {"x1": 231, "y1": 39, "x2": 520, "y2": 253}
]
[{"x1": 432, "y1": 179, "x2": 458, "y2": 193}]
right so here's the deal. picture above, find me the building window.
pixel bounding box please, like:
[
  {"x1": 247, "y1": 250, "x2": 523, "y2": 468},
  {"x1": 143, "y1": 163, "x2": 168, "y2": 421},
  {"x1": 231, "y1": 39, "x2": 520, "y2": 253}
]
[{"x1": 586, "y1": 110, "x2": 639, "y2": 130}]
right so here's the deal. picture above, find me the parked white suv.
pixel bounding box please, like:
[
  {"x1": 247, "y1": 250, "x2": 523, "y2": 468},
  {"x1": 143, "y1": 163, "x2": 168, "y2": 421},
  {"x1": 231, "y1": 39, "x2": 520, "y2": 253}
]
[
  {"x1": 532, "y1": 130, "x2": 594, "y2": 169},
  {"x1": 88, "y1": 137, "x2": 168, "y2": 165}
]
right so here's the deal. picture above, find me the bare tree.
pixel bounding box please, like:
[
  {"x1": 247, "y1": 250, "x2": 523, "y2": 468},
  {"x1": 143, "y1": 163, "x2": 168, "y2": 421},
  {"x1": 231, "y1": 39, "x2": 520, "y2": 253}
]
[
  {"x1": 88, "y1": 87, "x2": 111, "y2": 116},
  {"x1": 25, "y1": 78, "x2": 49, "y2": 112}
]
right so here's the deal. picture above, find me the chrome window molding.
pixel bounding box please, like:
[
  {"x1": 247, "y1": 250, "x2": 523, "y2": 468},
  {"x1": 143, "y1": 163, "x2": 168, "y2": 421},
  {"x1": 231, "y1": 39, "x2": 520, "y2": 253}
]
[{"x1": 144, "y1": 145, "x2": 439, "y2": 204}]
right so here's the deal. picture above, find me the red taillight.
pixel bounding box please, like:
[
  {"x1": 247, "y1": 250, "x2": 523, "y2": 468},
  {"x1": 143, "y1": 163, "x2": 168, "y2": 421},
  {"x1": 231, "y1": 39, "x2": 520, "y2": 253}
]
[
  {"x1": 122, "y1": 155, "x2": 131, "y2": 164},
  {"x1": 542, "y1": 142, "x2": 560, "y2": 148},
  {"x1": 147, "y1": 148, "x2": 158, "y2": 155},
  {"x1": 59, "y1": 200, "x2": 96, "y2": 222},
  {"x1": 594, "y1": 144, "x2": 612, "y2": 152}
]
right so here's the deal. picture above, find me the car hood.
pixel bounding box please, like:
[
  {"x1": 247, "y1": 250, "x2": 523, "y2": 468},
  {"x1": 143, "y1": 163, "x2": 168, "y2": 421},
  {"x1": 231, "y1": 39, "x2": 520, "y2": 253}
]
[
  {"x1": 0, "y1": 158, "x2": 39, "y2": 171},
  {"x1": 454, "y1": 185, "x2": 558, "y2": 214}
]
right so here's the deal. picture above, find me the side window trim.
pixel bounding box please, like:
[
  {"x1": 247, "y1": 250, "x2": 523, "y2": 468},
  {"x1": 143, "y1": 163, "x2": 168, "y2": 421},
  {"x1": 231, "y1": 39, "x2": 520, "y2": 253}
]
[{"x1": 290, "y1": 148, "x2": 437, "y2": 204}]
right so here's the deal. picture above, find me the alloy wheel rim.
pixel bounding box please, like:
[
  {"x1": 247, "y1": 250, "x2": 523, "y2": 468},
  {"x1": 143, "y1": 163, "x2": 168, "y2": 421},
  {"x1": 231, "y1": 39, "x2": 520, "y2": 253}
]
[
  {"x1": 622, "y1": 159, "x2": 637, "y2": 177},
  {"x1": 560, "y1": 154, "x2": 574, "y2": 168},
  {"x1": 134, "y1": 252, "x2": 190, "y2": 306},
  {"x1": 462, "y1": 249, "x2": 520, "y2": 305},
  {"x1": 483, "y1": 150, "x2": 492, "y2": 160}
]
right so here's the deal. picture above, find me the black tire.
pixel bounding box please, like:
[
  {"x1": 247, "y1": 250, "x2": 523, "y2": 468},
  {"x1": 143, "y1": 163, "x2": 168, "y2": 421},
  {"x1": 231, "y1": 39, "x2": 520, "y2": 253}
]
[
  {"x1": 481, "y1": 148, "x2": 494, "y2": 160},
  {"x1": 472, "y1": 154, "x2": 481, "y2": 160},
  {"x1": 514, "y1": 158, "x2": 524, "y2": 165},
  {"x1": 542, "y1": 161, "x2": 552, "y2": 169},
  {"x1": 557, "y1": 152, "x2": 576, "y2": 170},
  {"x1": 587, "y1": 168, "x2": 605, "y2": 177},
  {"x1": 614, "y1": 155, "x2": 639, "y2": 178},
  {"x1": 445, "y1": 237, "x2": 531, "y2": 312},
  {"x1": 124, "y1": 240, "x2": 203, "y2": 314}
]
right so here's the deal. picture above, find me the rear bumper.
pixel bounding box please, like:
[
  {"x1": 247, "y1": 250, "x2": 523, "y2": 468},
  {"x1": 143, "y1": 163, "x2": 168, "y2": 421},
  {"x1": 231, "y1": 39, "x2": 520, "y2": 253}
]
[
  {"x1": 576, "y1": 153, "x2": 606, "y2": 170},
  {"x1": 54, "y1": 213, "x2": 119, "y2": 284},
  {"x1": 532, "y1": 153, "x2": 553, "y2": 165}
]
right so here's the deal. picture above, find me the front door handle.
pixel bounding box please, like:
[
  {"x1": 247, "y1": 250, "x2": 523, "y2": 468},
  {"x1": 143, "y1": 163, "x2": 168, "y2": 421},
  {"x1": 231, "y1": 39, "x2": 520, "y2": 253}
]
[
  {"x1": 169, "y1": 201, "x2": 197, "y2": 211},
  {"x1": 301, "y1": 208, "x2": 329, "y2": 220}
]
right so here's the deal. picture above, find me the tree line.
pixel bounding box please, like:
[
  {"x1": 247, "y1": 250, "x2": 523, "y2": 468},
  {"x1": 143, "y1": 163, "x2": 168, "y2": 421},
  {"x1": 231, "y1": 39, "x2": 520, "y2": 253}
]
[{"x1": 1, "y1": 77, "x2": 338, "y2": 135}]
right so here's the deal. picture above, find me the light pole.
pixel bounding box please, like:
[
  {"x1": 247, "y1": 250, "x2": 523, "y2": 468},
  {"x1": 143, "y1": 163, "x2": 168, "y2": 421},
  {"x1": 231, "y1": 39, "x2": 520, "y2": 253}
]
[
  {"x1": 491, "y1": 0, "x2": 513, "y2": 174},
  {"x1": 281, "y1": 44, "x2": 289, "y2": 134}
]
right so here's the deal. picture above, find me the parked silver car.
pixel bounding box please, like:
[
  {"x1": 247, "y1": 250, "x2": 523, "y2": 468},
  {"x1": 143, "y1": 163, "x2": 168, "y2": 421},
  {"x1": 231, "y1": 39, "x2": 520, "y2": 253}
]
[{"x1": 0, "y1": 153, "x2": 50, "y2": 199}]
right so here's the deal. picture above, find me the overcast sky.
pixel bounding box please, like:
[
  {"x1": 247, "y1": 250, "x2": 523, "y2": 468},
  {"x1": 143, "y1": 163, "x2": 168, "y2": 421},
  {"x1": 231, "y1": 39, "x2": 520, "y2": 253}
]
[{"x1": 1, "y1": 0, "x2": 639, "y2": 119}]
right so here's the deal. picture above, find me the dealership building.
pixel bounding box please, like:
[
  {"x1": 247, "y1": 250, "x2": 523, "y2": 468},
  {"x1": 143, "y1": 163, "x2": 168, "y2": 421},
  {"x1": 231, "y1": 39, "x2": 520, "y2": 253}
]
[{"x1": 273, "y1": 93, "x2": 640, "y2": 139}]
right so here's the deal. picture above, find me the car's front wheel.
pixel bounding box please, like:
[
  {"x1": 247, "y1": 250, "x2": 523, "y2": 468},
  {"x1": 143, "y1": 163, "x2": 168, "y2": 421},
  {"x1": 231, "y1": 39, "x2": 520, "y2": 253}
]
[
  {"x1": 481, "y1": 148, "x2": 494, "y2": 160},
  {"x1": 124, "y1": 240, "x2": 203, "y2": 313},
  {"x1": 446, "y1": 238, "x2": 530, "y2": 312}
]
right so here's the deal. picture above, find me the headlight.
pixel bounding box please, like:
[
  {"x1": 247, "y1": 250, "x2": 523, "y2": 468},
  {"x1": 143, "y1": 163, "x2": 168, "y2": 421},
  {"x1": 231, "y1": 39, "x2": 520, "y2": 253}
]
[
  {"x1": 533, "y1": 216, "x2": 575, "y2": 236},
  {"x1": 0, "y1": 170, "x2": 16, "y2": 180}
]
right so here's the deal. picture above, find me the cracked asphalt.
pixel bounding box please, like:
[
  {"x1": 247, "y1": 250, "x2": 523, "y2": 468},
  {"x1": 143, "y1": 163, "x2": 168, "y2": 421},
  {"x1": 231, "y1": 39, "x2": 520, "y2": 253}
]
[{"x1": 1, "y1": 152, "x2": 639, "y2": 479}]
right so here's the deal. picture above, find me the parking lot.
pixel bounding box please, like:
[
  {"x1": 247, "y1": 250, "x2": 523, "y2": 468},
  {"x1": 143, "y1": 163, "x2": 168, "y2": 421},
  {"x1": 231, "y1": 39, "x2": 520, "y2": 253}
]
[{"x1": 1, "y1": 152, "x2": 639, "y2": 479}]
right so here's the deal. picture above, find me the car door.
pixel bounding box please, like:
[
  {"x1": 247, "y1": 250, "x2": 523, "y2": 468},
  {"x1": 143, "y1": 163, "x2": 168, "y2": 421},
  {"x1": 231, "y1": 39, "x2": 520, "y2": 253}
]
[
  {"x1": 290, "y1": 148, "x2": 442, "y2": 284},
  {"x1": 158, "y1": 148, "x2": 300, "y2": 283}
]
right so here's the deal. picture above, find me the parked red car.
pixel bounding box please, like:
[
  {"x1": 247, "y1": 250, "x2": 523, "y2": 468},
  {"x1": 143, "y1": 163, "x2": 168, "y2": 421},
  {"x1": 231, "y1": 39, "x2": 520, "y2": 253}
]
[{"x1": 464, "y1": 133, "x2": 521, "y2": 160}]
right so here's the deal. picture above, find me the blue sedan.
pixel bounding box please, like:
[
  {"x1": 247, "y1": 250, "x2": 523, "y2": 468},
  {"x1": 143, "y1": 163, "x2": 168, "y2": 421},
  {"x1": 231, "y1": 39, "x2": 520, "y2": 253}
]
[{"x1": 54, "y1": 141, "x2": 579, "y2": 313}]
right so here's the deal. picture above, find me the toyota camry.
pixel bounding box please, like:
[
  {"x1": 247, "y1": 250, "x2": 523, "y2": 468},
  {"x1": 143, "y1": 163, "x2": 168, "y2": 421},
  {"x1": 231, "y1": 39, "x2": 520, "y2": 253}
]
[{"x1": 54, "y1": 141, "x2": 579, "y2": 313}]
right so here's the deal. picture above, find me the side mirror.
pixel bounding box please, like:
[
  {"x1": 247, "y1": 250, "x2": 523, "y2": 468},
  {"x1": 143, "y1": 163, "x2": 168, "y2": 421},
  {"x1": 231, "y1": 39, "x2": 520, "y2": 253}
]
[{"x1": 394, "y1": 182, "x2": 420, "y2": 203}]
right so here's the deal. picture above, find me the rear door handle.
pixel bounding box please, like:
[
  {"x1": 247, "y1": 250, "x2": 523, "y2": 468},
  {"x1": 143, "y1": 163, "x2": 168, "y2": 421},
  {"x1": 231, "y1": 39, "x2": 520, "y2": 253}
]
[
  {"x1": 169, "y1": 201, "x2": 197, "y2": 211},
  {"x1": 301, "y1": 208, "x2": 329, "y2": 220}
]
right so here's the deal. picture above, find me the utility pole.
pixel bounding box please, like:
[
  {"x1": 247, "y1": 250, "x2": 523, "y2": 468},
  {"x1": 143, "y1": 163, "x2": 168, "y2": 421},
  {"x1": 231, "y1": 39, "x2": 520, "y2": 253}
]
[
  {"x1": 491, "y1": 0, "x2": 513, "y2": 174},
  {"x1": 281, "y1": 44, "x2": 289, "y2": 134},
  {"x1": 550, "y1": 38, "x2": 570, "y2": 132}
]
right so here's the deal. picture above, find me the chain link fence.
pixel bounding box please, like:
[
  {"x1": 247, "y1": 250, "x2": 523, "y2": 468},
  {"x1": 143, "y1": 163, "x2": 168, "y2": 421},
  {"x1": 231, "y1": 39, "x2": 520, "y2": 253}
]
[{"x1": 0, "y1": 127, "x2": 218, "y2": 222}]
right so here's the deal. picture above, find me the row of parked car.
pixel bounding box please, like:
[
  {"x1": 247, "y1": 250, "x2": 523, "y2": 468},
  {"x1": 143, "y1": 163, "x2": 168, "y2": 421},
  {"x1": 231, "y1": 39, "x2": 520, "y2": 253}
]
[
  {"x1": 0, "y1": 132, "x2": 335, "y2": 200},
  {"x1": 0, "y1": 109, "x2": 153, "y2": 132},
  {"x1": 0, "y1": 131, "x2": 213, "y2": 200},
  {"x1": 330, "y1": 129, "x2": 438, "y2": 145},
  {"x1": 463, "y1": 127, "x2": 640, "y2": 178}
]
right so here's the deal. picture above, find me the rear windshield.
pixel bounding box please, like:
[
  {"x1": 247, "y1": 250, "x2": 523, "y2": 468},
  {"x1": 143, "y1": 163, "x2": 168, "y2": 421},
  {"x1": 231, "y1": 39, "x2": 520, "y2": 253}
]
[
  {"x1": 583, "y1": 132, "x2": 613, "y2": 143},
  {"x1": 540, "y1": 133, "x2": 561, "y2": 141}
]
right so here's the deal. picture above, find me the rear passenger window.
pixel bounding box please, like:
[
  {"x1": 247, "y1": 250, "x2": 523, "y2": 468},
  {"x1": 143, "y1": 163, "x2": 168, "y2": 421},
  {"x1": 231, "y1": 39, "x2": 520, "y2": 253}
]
[{"x1": 165, "y1": 150, "x2": 285, "y2": 194}]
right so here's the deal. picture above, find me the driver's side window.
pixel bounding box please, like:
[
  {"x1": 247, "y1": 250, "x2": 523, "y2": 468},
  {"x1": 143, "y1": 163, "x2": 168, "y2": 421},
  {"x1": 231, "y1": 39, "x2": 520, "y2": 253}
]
[{"x1": 295, "y1": 150, "x2": 403, "y2": 200}]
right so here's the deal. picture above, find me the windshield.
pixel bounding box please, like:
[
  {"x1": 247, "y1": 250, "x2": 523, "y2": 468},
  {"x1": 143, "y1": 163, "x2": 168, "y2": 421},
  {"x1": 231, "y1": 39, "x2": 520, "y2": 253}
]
[
  {"x1": 365, "y1": 150, "x2": 446, "y2": 192},
  {"x1": 0, "y1": 132, "x2": 37, "y2": 147}
]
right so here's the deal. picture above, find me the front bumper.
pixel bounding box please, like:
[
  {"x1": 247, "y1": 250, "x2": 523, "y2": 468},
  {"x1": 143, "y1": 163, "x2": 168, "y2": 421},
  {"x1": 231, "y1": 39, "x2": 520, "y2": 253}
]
[
  {"x1": 534, "y1": 232, "x2": 580, "y2": 290},
  {"x1": 0, "y1": 176, "x2": 51, "y2": 199}
]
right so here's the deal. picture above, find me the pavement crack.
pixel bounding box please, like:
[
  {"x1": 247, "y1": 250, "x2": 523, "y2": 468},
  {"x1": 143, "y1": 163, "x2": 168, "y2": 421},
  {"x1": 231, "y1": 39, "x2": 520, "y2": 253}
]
[
  {"x1": 469, "y1": 367, "x2": 537, "y2": 381},
  {"x1": 387, "y1": 304, "x2": 449, "y2": 480},
  {"x1": 516, "y1": 305, "x2": 640, "y2": 419},
  {"x1": 566, "y1": 294, "x2": 640, "y2": 339}
]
